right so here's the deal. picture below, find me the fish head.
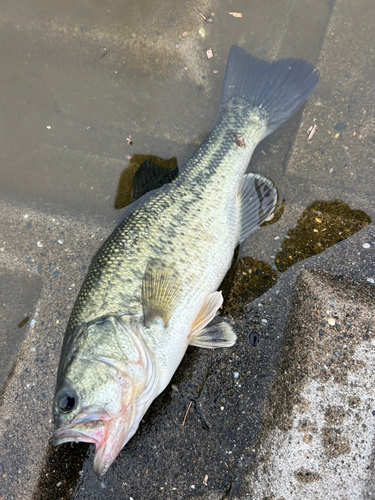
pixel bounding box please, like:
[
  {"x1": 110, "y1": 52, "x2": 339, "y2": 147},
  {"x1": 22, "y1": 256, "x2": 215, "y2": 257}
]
[{"x1": 53, "y1": 315, "x2": 159, "y2": 475}]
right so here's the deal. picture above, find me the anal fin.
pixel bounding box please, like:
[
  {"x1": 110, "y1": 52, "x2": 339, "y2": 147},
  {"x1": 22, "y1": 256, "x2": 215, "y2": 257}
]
[
  {"x1": 190, "y1": 321, "x2": 237, "y2": 349},
  {"x1": 237, "y1": 173, "x2": 278, "y2": 244}
]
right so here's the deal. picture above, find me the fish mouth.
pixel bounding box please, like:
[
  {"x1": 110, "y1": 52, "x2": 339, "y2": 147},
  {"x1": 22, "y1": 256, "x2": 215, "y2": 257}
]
[
  {"x1": 53, "y1": 406, "x2": 137, "y2": 476},
  {"x1": 53, "y1": 419, "x2": 106, "y2": 446}
]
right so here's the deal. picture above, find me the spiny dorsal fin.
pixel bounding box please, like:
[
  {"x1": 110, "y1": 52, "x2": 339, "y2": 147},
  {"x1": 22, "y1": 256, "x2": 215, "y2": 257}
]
[
  {"x1": 131, "y1": 159, "x2": 179, "y2": 202},
  {"x1": 190, "y1": 321, "x2": 237, "y2": 349},
  {"x1": 190, "y1": 291, "x2": 224, "y2": 338},
  {"x1": 237, "y1": 173, "x2": 278, "y2": 244},
  {"x1": 142, "y1": 258, "x2": 182, "y2": 327}
]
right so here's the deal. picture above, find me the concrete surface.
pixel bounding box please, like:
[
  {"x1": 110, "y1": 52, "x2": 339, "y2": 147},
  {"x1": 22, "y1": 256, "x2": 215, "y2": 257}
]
[{"x1": 0, "y1": 0, "x2": 375, "y2": 499}]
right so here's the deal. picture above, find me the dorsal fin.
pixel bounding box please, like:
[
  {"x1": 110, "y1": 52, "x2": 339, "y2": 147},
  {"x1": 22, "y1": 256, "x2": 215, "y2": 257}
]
[
  {"x1": 237, "y1": 173, "x2": 278, "y2": 244},
  {"x1": 142, "y1": 258, "x2": 182, "y2": 327},
  {"x1": 131, "y1": 159, "x2": 178, "y2": 202}
]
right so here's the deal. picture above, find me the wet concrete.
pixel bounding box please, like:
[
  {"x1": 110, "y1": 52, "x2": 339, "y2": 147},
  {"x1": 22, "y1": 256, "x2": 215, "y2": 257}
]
[
  {"x1": 1, "y1": 0, "x2": 375, "y2": 498},
  {"x1": 0, "y1": 271, "x2": 42, "y2": 394}
]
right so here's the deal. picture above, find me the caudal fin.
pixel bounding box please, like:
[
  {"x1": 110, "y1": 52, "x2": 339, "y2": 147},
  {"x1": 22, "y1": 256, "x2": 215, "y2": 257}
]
[{"x1": 220, "y1": 45, "x2": 319, "y2": 135}]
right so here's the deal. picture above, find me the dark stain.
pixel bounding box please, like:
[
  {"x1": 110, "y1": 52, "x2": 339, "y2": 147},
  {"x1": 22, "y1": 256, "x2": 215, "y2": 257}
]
[
  {"x1": 220, "y1": 255, "x2": 277, "y2": 317},
  {"x1": 114, "y1": 155, "x2": 178, "y2": 209},
  {"x1": 294, "y1": 467, "x2": 321, "y2": 483},
  {"x1": 321, "y1": 426, "x2": 351, "y2": 459},
  {"x1": 275, "y1": 200, "x2": 371, "y2": 272},
  {"x1": 325, "y1": 405, "x2": 346, "y2": 426}
]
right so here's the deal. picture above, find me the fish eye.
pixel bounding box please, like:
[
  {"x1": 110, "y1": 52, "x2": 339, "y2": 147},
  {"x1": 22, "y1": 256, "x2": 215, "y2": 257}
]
[{"x1": 57, "y1": 393, "x2": 76, "y2": 413}]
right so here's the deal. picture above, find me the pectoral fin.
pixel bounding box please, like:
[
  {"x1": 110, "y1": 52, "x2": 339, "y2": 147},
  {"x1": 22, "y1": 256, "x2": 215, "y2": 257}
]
[
  {"x1": 189, "y1": 291, "x2": 224, "y2": 338},
  {"x1": 237, "y1": 173, "x2": 278, "y2": 244},
  {"x1": 190, "y1": 322, "x2": 237, "y2": 349},
  {"x1": 142, "y1": 258, "x2": 182, "y2": 327}
]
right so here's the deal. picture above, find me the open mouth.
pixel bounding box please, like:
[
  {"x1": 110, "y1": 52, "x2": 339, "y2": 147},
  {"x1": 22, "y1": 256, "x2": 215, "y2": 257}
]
[{"x1": 53, "y1": 419, "x2": 106, "y2": 446}]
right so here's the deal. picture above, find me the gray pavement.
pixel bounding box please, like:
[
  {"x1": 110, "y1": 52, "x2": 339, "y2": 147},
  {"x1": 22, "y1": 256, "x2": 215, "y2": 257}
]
[{"x1": 1, "y1": 0, "x2": 375, "y2": 499}]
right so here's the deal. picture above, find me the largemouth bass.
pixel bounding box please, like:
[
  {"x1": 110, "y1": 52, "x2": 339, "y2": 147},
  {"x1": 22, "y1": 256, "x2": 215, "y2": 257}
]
[{"x1": 53, "y1": 45, "x2": 319, "y2": 475}]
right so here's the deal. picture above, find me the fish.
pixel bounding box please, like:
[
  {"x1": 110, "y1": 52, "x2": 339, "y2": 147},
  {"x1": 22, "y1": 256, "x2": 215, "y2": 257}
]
[{"x1": 53, "y1": 45, "x2": 319, "y2": 476}]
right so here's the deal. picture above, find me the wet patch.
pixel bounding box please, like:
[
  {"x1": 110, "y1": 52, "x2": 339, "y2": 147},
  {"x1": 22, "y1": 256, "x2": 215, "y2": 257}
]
[
  {"x1": 220, "y1": 255, "x2": 278, "y2": 317},
  {"x1": 320, "y1": 426, "x2": 351, "y2": 459},
  {"x1": 261, "y1": 198, "x2": 285, "y2": 227},
  {"x1": 275, "y1": 200, "x2": 371, "y2": 272},
  {"x1": 325, "y1": 405, "x2": 346, "y2": 426},
  {"x1": 0, "y1": 270, "x2": 42, "y2": 395},
  {"x1": 33, "y1": 441, "x2": 90, "y2": 500}
]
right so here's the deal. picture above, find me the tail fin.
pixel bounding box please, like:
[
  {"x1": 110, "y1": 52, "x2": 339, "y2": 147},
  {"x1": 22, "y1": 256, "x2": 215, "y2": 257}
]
[{"x1": 220, "y1": 45, "x2": 319, "y2": 135}]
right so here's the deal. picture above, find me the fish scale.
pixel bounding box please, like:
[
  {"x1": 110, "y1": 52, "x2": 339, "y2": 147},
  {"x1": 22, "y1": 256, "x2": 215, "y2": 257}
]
[{"x1": 67, "y1": 106, "x2": 264, "y2": 337}]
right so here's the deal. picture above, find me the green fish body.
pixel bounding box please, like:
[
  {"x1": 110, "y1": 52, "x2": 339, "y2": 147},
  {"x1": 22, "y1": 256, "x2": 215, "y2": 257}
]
[{"x1": 53, "y1": 46, "x2": 319, "y2": 475}]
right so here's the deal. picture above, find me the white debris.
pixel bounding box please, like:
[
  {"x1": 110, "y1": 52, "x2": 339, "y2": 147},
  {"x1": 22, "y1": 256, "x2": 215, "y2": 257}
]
[
  {"x1": 328, "y1": 317, "x2": 336, "y2": 326},
  {"x1": 234, "y1": 372, "x2": 239, "y2": 378},
  {"x1": 23, "y1": 214, "x2": 28, "y2": 219},
  {"x1": 362, "y1": 243, "x2": 371, "y2": 248},
  {"x1": 46, "y1": 125, "x2": 51, "y2": 130},
  {"x1": 57, "y1": 240, "x2": 63, "y2": 244},
  {"x1": 206, "y1": 48, "x2": 213, "y2": 59},
  {"x1": 367, "y1": 278, "x2": 374, "y2": 284},
  {"x1": 30, "y1": 319, "x2": 36, "y2": 327},
  {"x1": 37, "y1": 241, "x2": 43, "y2": 248}
]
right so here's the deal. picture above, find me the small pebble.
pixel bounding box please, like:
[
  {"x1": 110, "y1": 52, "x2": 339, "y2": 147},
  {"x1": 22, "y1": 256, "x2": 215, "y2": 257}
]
[
  {"x1": 234, "y1": 372, "x2": 239, "y2": 378},
  {"x1": 37, "y1": 241, "x2": 43, "y2": 248},
  {"x1": 363, "y1": 243, "x2": 370, "y2": 248},
  {"x1": 328, "y1": 317, "x2": 336, "y2": 326},
  {"x1": 367, "y1": 278, "x2": 374, "y2": 284},
  {"x1": 46, "y1": 125, "x2": 51, "y2": 130},
  {"x1": 261, "y1": 319, "x2": 268, "y2": 323},
  {"x1": 249, "y1": 331, "x2": 259, "y2": 346},
  {"x1": 57, "y1": 240, "x2": 63, "y2": 244}
]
